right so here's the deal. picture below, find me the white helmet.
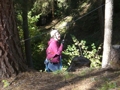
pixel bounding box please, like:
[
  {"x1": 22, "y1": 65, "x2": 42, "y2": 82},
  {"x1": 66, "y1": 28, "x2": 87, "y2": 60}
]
[{"x1": 50, "y1": 29, "x2": 58, "y2": 37}]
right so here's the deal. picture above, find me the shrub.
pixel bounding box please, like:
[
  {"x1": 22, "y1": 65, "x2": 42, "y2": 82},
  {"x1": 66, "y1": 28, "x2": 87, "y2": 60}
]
[{"x1": 63, "y1": 35, "x2": 102, "y2": 68}]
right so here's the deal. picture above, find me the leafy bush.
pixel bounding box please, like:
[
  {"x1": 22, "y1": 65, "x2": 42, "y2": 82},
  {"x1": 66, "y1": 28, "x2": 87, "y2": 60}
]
[{"x1": 63, "y1": 35, "x2": 102, "y2": 68}]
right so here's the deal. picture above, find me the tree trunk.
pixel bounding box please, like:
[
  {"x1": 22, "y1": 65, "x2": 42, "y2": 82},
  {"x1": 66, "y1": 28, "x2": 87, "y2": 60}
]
[
  {"x1": 102, "y1": 0, "x2": 113, "y2": 68},
  {"x1": 0, "y1": 0, "x2": 28, "y2": 78},
  {"x1": 21, "y1": 0, "x2": 33, "y2": 68}
]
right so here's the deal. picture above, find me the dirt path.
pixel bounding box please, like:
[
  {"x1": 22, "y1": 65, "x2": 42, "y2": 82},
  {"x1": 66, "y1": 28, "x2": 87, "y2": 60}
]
[{"x1": 0, "y1": 68, "x2": 120, "y2": 90}]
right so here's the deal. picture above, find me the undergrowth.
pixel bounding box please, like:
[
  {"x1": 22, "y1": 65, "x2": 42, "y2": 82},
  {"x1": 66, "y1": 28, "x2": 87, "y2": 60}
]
[{"x1": 63, "y1": 35, "x2": 102, "y2": 68}]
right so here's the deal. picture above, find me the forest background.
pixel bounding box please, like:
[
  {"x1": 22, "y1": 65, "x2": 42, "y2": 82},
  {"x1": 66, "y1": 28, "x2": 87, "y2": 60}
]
[
  {"x1": 0, "y1": 0, "x2": 120, "y2": 90},
  {"x1": 15, "y1": 0, "x2": 120, "y2": 71}
]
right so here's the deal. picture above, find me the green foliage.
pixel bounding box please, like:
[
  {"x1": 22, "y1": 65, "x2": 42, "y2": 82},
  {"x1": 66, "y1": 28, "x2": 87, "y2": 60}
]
[
  {"x1": 57, "y1": 0, "x2": 68, "y2": 9},
  {"x1": 2, "y1": 80, "x2": 10, "y2": 88},
  {"x1": 16, "y1": 7, "x2": 47, "y2": 70},
  {"x1": 27, "y1": 11, "x2": 49, "y2": 70},
  {"x1": 63, "y1": 35, "x2": 102, "y2": 68},
  {"x1": 54, "y1": 0, "x2": 71, "y2": 16},
  {"x1": 62, "y1": 44, "x2": 79, "y2": 65},
  {"x1": 100, "y1": 82, "x2": 117, "y2": 90},
  {"x1": 32, "y1": 0, "x2": 52, "y2": 15},
  {"x1": 17, "y1": 10, "x2": 40, "y2": 40},
  {"x1": 28, "y1": 11, "x2": 40, "y2": 36}
]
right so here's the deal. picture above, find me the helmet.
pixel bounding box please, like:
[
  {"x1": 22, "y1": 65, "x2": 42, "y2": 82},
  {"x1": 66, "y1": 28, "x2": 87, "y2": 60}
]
[{"x1": 50, "y1": 29, "x2": 58, "y2": 37}]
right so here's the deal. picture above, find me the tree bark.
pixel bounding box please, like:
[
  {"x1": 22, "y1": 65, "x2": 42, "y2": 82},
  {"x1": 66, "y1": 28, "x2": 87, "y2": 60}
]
[
  {"x1": 102, "y1": 0, "x2": 113, "y2": 68},
  {"x1": 0, "y1": 0, "x2": 28, "y2": 78}
]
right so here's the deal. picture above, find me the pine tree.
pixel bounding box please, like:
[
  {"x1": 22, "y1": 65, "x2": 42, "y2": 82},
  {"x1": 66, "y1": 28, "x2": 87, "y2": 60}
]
[{"x1": 0, "y1": 0, "x2": 28, "y2": 78}]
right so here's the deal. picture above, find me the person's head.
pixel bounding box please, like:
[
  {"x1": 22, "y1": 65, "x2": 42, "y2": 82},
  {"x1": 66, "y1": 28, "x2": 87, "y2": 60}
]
[{"x1": 50, "y1": 29, "x2": 61, "y2": 41}]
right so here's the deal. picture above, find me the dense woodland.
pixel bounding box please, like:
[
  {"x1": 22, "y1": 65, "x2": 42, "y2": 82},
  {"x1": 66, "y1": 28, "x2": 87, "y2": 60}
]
[{"x1": 0, "y1": 0, "x2": 120, "y2": 89}]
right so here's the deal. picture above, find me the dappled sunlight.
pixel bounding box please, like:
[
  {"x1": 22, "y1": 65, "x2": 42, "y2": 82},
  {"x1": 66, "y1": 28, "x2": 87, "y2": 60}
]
[
  {"x1": 55, "y1": 16, "x2": 73, "y2": 32},
  {"x1": 44, "y1": 19, "x2": 60, "y2": 29},
  {"x1": 58, "y1": 77, "x2": 96, "y2": 90},
  {"x1": 79, "y1": 3, "x2": 91, "y2": 15}
]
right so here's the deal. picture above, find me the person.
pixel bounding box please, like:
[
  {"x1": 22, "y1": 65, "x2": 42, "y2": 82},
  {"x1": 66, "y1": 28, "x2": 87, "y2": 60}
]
[{"x1": 44, "y1": 29, "x2": 64, "y2": 72}]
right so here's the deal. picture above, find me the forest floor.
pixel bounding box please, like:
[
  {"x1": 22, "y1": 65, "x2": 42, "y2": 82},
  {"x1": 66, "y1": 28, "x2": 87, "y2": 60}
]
[{"x1": 0, "y1": 68, "x2": 120, "y2": 90}]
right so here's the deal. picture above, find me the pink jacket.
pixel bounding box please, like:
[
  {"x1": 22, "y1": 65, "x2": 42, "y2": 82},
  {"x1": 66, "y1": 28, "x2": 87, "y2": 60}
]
[{"x1": 46, "y1": 38, "x2": 63, "y2": 63}]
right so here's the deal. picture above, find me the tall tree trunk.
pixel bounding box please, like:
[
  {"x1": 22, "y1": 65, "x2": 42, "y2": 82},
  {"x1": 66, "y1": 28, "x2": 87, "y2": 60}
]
[
  {"x1": 0, "y1": 0, "x2": 28, "y2": 78},
  {"x1": 102, "y1": 0, "x2": 113, "y2": 68},
  {"x1": 21, "y1": 0, "x2": 33, "y2": 68}
]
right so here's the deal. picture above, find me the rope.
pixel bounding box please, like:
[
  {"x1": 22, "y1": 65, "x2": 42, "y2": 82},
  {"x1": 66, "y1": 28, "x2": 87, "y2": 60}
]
[
  {"x1": 20, "y1": 1, "x2": 110, "y2": 42},
  {"x1": 74, "y1": 3, "x2": 106, "y2": 22},
  {"x1": 20, "y1": 31, "x2": 48, "y2": 43},
  {"x1": 21, "y1": 34, "x2": 42, "y2": 43}
]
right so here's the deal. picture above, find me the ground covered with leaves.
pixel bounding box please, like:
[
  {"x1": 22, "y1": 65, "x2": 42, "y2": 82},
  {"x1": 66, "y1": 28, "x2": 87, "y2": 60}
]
[{"x1": 0, "y1": 68, "x2": 120, "y2": 90}]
